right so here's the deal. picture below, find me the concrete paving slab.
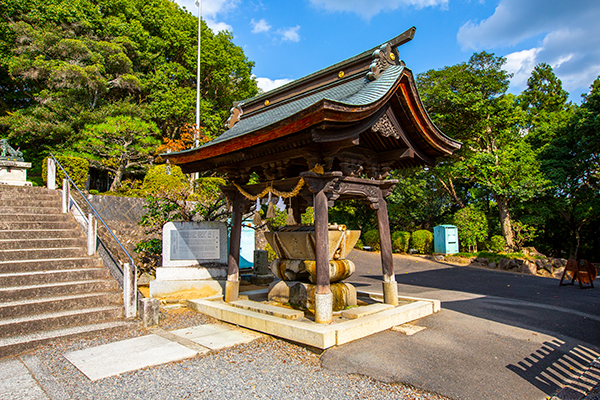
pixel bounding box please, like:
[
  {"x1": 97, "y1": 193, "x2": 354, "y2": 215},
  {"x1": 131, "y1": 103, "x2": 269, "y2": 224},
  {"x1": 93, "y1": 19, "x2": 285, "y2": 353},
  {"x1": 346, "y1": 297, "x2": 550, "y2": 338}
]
[
  {"x1": 63, "y1": 334, "x2": 198, "y2": 381},
  {"x1": 341, "y1": 303, "x2": 394, "y2": 319},
  {"x1": 0, "y1": 357, "x2": 50, "y2": 400},
  {"x1": 170, "y1": 323, "x2": 263, "y2": 350},
  {"x1": 391, "y1": 323, "x2": 427, "y2": 335}
]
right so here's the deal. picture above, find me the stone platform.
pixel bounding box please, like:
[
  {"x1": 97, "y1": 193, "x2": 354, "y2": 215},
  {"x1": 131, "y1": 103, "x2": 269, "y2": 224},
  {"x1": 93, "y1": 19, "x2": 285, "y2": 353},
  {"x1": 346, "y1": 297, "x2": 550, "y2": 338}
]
[{"x1": 187, "y1": 290, "x2": 440, "y2": 349}]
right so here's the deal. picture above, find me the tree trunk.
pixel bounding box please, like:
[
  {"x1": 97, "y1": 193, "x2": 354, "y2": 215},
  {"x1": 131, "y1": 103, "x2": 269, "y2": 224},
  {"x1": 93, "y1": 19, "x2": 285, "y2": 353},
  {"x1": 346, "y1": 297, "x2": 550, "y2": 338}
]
[
  {"x1": 495, "y1": 195, "x2": 514, "y2": 250},
  {"x1": 109, "y1": 164, "x2": 125, "y2": 191}
]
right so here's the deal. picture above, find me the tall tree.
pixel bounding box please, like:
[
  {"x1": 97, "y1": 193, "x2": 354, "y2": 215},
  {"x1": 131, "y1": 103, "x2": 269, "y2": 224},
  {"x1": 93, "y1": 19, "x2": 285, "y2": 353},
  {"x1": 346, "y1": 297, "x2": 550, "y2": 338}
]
[
  {"x1": 417, "y1": 52, "x2": 547, "y2": 249},
  {"x1": 540, "y1": 77, "x2": 600, "y2": 258},
  {"x1": 0, "y1": 0, "x2": 258, "y2": 177},
  {"x1": 518, "y1": 63, "x2": 574, "y2": 150}
]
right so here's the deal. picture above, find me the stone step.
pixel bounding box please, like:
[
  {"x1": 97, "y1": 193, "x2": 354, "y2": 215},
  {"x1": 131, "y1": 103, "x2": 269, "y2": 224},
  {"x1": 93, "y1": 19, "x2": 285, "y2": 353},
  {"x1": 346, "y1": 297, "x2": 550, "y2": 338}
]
[
  {"x1": 0, "y1": 220, "x2": 78, "y2": 230},
  {"x1": 0, "y1": 257, "x2": 102, "y2": 273},
  {"x1": 0, "y1": 205, "x2": 62, "y2": 214},
  {"x1": 0, "y1": 237, "x2": 87, "y2": 251},
  {"x1": 0, "y1": 186, "x2": 55, "y2": 196},
  {"x1": 0, "y1": 268, "x2": 109, "y2": 287},
  {"x1": 230, "y1": 299, "x2": 305, "y2": 320},
  {"x1": 0, "y1": 305, "x2": 123, "y2": 338},
  {"x1": 0, "y1": 197, "x2": 61, "y2": 207},
  {"x1": 0, "y1": 279, "x2": 119, "y2": 302},
  {"x1": 0, "y1": 291, "x2": 122, "y2": 319},
  {"x1": 0, "y1": 320, "x2": 134, "y2": 359},
  {"x1": 0, "y1": 191, "x2": 58, "y2": 200},
  {"x1": 0, "y1": 213, "x2": 69, "y2": 222},
  {"x1": 0, "y1": 229, "x2": 82, "y2": 240},
  {"x1": 0, "y1": 247, "x2": 87, "y2": 262}
]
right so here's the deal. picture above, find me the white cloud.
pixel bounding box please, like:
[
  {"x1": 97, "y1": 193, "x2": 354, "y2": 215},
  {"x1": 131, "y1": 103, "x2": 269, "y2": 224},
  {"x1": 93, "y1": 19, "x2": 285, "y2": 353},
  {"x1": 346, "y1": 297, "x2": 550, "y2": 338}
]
[
  {"x1": 251, "y1": 18, "x2": 271, "y2": 33},
  {"x1": 308, "y1": 0, "x2": 447, "y2": 20},
  {"x1": 201, "y1": 0, "x2": 238, "y2": 19},
  {"x1": 205, "y1": 19, "x2": 233, "y2": 33},
  {"x1": 457, "y1": 0, "x2": 600, "y2": 97},
  {"x1": 278, "y1": 26, "x2": 301, "y2": 42},
  {"x1": 256, "y1": 77, "x2": 293, "y2": 92}
]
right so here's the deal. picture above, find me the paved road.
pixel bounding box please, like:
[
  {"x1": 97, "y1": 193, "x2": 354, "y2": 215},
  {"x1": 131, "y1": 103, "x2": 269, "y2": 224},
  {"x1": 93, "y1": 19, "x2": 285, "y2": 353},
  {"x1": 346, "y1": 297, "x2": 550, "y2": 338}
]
[{"x1": 321, "y1": 250, "x2": 600, "y2": 400}]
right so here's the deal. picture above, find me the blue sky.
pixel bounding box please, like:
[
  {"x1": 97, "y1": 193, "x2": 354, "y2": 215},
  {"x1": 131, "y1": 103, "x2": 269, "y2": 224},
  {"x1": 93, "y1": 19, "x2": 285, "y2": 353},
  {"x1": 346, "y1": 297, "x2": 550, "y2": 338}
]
[{"x1": 175, "y1": 0, "x2": 600, "y2": 103}]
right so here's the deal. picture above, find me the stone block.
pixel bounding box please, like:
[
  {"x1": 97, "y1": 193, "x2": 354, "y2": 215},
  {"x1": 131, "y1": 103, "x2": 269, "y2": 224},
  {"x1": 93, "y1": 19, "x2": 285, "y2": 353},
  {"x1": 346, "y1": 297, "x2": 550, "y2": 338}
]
[
  {"x1": 268, "y1": 281, "x2": 356, "y2": 311},
  {"x1": 0, "y1": 160, "x2": 32, "y2": 186},
  {"x1": 138, "y1": 297, "x2": 160, "y2": 327},
  {"x1": 253, "y1": 250, "x2": 270, "y2": 275},
  {"x1": 162, "y1": 221, "x2": 228, "y2": 267}
]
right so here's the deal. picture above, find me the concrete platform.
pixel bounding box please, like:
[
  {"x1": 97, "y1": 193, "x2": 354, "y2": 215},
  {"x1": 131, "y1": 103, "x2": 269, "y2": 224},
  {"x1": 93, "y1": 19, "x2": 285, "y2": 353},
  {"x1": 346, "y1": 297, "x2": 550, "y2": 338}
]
[{"x1": 187, "y1": 290, "x2": 440, "y2": 349}]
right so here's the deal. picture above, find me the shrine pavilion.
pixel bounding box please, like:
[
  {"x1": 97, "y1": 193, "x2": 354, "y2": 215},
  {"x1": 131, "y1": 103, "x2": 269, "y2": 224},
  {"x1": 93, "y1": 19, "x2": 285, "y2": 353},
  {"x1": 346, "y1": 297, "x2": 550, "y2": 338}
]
[{"x1": 164, "y1": 27, "x2": 461, "y2": 324}]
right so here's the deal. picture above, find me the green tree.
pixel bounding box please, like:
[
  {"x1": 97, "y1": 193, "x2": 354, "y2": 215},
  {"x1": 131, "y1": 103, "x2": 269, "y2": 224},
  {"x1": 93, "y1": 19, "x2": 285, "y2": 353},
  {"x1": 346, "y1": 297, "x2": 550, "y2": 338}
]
[
  {"x1": 453, "y1": 205, "x2": 488, "y2": 253},
  {"x1": 518, "y1": 63, "x2": 574, "y2": 150},
  {"x1": 0, "y1": 0, "x2": 258, "y2": 171},
  {"x1": 76, "y1": 116, "x2": 160, "y2": 190},
  {"x1": 418, "y1": 52, "x2": 547, "y2": 249},
  {"x1": 539, "y1": 77, "x2": 600, "y2": 258}
]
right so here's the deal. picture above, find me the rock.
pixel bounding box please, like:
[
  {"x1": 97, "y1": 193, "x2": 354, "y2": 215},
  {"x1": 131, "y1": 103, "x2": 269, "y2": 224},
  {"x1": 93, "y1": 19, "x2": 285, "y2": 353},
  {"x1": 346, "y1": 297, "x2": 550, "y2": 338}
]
[
  {"x1": 499, "y1": 259, "x2": 517, "y2": 270},
  {"x1": 515, "y1": 259, "x2": 525, "y2": 266},
  {"x1": 553, "y1": 266, "x2": 566, "y2": 279},
  {"x1": 552, "y1": 258, "x2": 566, "y2": 270},
  {"x1": 433, "y1": 254, "x2": 445, "y2": 261},
  {"x1": 138, "y1": 297, "x2": 160, "y2": 327},
  {"x1": 476, "y1": 257, "x2": 489, "y2": 264},
  {"x1": 137, "y1": 272, "x2": 155, "y2": 286},
  {"x1": 538, "y1": 269, "x2": 553, "y2": 278},
  {"x1": 522, "y1": 247, "x2": 546, "y2": 257},
  {"x1": 522, "y1": 260, "x2": 537, "y2": 275},
  {"x1": 488, "y1": 262, "x2": 497, "y2": 269}
]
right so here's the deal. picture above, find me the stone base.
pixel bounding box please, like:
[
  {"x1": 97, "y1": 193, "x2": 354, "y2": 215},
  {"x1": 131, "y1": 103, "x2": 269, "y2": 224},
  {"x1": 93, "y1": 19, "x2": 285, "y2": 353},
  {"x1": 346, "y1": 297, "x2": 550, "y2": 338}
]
[
  {"x1": 138, "y1": 297, "x2": 160, "y2": 327},
  {"x1": 0, "y1": 160, "x2": 32, "y2": 186},
  {"x1": 268, "y1": 281, "x2": 357, "y2": 311},
  {"x1": 155, "y1": 266, "x2": 227, "y2": 281},
  {"x1": 251, "y1": 274, "x2": 274, "y2": 285},
  {"x1": 149, "y1": 279, "x2": 225, "y2": 298},
  {"x1": 383, "y1": 281, "x2": 399, "y2": 305}
]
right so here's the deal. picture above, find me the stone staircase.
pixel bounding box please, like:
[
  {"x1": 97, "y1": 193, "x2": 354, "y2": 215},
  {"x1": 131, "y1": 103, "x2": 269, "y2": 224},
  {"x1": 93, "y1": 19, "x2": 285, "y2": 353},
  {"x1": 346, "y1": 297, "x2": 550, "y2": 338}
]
[{"x1": 0, "y1": 185, "x2": 133, "y2": 358}]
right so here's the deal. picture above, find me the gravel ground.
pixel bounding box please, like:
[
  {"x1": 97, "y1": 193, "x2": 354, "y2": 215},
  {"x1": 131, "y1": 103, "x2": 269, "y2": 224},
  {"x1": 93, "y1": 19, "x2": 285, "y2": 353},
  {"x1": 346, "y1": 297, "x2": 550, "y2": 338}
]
[{"x1": 31, "y1": 307, "x2": 450, "y2": 400}]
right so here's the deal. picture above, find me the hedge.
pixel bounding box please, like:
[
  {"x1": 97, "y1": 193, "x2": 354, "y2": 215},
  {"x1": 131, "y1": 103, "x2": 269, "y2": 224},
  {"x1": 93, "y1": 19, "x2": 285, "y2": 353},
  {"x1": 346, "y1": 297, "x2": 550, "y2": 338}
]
[
  {"x1": 42, "y1": 155, "x2": 89, "y2": 189},
  {"x1": 410, "y1": 230, "x2": 433, "y2": 253},
  {"x1": 141, "y1": 164, "x2": 187, "y2": 193},
  {"x1": 363, "y1": 229, "x2": 380, "y2": 251},
  {"x1": 392, "y1": 231, "x2": 411, "y2": 253}
]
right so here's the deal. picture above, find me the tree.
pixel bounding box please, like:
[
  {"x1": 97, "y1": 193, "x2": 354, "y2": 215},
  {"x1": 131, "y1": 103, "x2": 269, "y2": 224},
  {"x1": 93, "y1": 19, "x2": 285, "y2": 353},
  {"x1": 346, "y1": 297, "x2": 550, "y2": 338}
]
[
  {"x1": 417, "y1": 52, "x2": 547, "y2": 249},
  {"x1": 453, "y1": 205, "x2": 488, "y2": 253},
  {"x1": 0, "y1": 0, "x2": 258, "y2": 173},
  {"x1": 518, "y1": 63, "x2": 574, "y2": 150},
  {"x1": 76, "y1": 116, "x2": 160, "y2": 190},
  {"x1": 539, "y1": 77, "x2": 600, "y2": 258}
]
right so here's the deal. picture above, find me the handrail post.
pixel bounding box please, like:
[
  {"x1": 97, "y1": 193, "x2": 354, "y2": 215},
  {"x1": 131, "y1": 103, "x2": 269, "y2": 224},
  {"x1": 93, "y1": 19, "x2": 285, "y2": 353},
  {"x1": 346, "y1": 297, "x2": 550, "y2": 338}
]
[
  {"x1": 47, "y1": 157, "x2": 56, "y2": 190},
  {"x1": 123, "y1": 263, "x2": 137, "y2": 318},
  {"x1": 62, "y1": 178, "x2": 69, "y2": 213},
  {"x1": 87, "y1": 213, "x2": 97, "y2": 255}
]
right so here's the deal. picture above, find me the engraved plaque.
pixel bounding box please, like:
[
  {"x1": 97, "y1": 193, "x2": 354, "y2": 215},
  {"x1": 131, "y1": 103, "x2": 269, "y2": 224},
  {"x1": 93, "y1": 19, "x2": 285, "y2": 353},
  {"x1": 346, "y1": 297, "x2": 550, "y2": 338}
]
[{"x1": 170, "y1": 229, "x2": 220, "y2": 260}]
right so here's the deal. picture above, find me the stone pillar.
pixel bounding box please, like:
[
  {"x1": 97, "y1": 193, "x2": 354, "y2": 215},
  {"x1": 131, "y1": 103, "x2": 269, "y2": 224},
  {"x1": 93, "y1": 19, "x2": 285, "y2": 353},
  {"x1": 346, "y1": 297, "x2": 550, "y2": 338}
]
[
  {"x1": 376, "y1": 190, "x2": 398, "y2": 305},
  {"x1": 225, "y1": 191, "x2": 244, "y2": 302},
  {"x1": 47, "y1": 158, "x2": 56, "y2": 190},
  {"x1": 123, "y1": 262, "x2": 137, "y2": 318},
  {"x1": 314, "y1": 188, "x2": 332, "y2": 323},
  {"x1": 87, "y1": 213, "x2": 97, "y2": 256},
  {"x1": 62, "y1": 178, "x2": 69, "y2": 213}
]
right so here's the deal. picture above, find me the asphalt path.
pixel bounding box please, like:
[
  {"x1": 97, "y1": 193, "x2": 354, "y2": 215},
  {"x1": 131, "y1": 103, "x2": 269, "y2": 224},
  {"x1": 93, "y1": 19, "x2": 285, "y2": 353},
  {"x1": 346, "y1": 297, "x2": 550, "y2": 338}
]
[{"x1": 320, "y1": 250, "x2": 600, "y2": 400}]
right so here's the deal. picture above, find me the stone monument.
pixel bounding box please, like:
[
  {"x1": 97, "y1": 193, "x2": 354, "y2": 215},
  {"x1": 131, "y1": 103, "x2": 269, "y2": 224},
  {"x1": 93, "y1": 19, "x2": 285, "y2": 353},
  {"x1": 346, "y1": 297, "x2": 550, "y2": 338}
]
[
  {"x1": 0, "y1": 139, "x2": 32, "y2": 186},
  {"x1": 149, "y1": 221, "x2": 229, "y2": 298}
]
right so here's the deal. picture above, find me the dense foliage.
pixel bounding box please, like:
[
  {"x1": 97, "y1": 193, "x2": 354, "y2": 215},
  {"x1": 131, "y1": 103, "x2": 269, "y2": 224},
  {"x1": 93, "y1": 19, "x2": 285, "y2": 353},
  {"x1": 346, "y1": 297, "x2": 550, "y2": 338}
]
[
  {"x1": 42, "y1": 155, "x2": 89, "y2": 189},
  {"x1": 410, "y1": 230, "x2": 433, "y2": 254},
  {"x1": 0, "y1": 0, "x2": 258, "y2": 185},
  {"x1": 453, "y1": 205, "x2": 488, "y2": 253}
]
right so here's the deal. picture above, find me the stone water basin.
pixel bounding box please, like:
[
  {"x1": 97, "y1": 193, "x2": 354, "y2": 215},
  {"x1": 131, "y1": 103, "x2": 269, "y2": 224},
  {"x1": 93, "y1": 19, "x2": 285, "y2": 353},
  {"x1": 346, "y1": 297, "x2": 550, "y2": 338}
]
[{"x1": 264, "y1": 225, "x2": 361, "y2": 282}]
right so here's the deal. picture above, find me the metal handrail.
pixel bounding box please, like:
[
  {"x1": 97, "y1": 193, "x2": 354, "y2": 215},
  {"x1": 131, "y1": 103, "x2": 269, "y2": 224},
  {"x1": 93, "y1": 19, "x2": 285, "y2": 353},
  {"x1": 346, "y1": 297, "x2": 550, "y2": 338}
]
[{"x1": 49, "y1": 154, "x2": 136, "y2": 268}]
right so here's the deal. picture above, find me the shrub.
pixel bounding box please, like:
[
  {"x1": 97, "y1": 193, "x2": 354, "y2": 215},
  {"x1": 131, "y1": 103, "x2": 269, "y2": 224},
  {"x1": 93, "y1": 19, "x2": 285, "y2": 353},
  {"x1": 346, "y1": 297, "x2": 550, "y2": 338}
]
[
  {"x1": 363, "y1": 229, "x2": 380, "y2": 251},
  {"x1": 42, "y1": 155, "x2": 89, "y2": 189},
  {"x1": 453, "y1": 205, "x2": 488, "y2": 253},
  {"x1": 411, "y1": 230, "x2": 433, "y2": 253},
  {"x1": 141, "y1": 164, "x2": 187, "y2": 193},
  {"x1": 354, "y1": 238, "x2": 364, "y2": 250},
  {"x1": 392, "y1": 231, "x2": 411, "y2": 253},
  {"x1": 489, "y1": 235, "x2": 506, "y2": 253}
]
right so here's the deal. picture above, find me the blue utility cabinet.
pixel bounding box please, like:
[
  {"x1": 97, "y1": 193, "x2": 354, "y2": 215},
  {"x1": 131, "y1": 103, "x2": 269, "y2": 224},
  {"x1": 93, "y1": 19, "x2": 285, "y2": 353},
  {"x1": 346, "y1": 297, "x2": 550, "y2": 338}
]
[{"x1": 433, "y1": 225, "x2": 459, "y2": 254}]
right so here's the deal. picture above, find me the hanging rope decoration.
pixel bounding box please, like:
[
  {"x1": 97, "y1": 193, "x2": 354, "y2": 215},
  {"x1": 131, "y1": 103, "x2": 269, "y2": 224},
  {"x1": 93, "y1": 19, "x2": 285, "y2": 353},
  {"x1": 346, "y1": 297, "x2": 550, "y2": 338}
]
[{"x1": 233, "y1": 164, "x2": 323, "y2": 226}]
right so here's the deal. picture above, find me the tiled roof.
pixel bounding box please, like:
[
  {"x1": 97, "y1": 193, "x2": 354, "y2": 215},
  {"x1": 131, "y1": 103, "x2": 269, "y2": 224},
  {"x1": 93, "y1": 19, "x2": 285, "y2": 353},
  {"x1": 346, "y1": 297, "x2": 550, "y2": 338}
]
[{"x1": 171, "y1": 65, "x2": 405, "y2": 155}]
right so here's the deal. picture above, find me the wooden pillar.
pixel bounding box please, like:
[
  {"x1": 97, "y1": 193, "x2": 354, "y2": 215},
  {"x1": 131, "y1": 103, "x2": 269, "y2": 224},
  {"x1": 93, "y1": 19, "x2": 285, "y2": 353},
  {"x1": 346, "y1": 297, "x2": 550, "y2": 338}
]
[
  {"x1": 313, "y1": 188, "x2": 332, "y2": 323},
  {"x1": 225, "y1": 191, "x2": 244, "y2": 302},
  {"x1": 376, "y1": 189, "x2": 398, "y2": 305}
]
